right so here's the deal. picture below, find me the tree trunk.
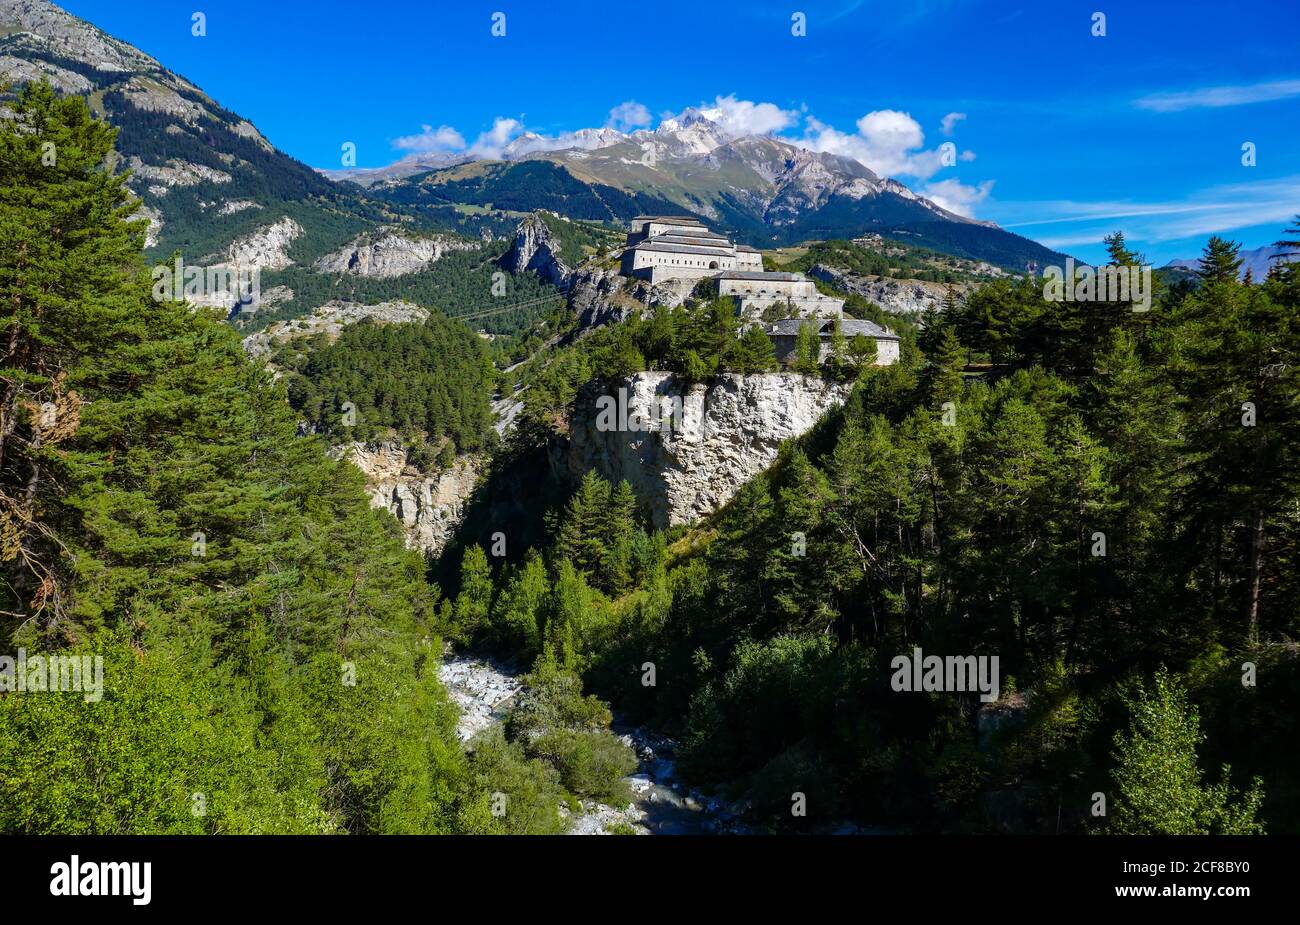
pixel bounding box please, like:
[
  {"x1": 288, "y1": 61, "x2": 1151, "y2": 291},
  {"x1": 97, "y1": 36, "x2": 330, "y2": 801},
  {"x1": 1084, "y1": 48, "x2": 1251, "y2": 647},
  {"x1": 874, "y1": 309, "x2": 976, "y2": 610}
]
[{"x1": 1246, "y1": 506, "x2": 1264, "y2": 645}]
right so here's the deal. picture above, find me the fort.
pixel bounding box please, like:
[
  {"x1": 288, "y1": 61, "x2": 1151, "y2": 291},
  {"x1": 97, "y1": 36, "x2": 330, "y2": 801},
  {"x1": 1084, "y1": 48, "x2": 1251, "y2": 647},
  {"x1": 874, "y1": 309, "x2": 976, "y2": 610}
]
[{"x1": 619, "y1": 216, "x2": 900, "y2": 366}]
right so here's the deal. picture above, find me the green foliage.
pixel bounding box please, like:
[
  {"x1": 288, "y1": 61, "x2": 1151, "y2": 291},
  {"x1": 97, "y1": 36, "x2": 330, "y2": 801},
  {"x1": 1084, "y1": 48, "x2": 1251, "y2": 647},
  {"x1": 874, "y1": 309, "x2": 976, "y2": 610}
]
[
  {"x1": 452, "y1": 545, "x2": 494, "y2": 644},
  {"x1": 1108, "y1": 671, "x2": 1264, "y2": 834},
  {"x1": 455, "y1": 726, "x2": 568, "y2": 835},
  {"x1": 464, "y1": 221, "x2": 1300, "y2": 832},
  {"x1": 503, "y1": 660, "x2": 636, "y2": 804},
  {"x1": 283, "y1": 315, "x2": 497, "y2": 448},
  {"x1": 247, "y1": 243, "x2": 566, "y2": 339},
  {"x1": 793, "y1": 321, "x2": 821, "y2": 374},
  {"x1": 0, "y1": 85, "x2": 471, "y2": 835}
]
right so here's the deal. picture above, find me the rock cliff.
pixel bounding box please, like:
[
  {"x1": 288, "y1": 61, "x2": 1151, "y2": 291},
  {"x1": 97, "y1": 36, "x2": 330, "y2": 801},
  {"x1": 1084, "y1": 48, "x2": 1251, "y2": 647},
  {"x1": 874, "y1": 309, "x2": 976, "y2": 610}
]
[
  {"x1": 808, "y1": 264, "x2": 973, "y2": 315},
  {"x1": 314, "y1": 230, "x2": 475, "y2": 277},
  {"x1": 502, "y1": 213, "x2": 571, "y2": 286},
  {"x1": 332, "y1": 441, "x2": 480, "y2": 556},
  {"x1": 216, "y1": 216, "x2": 302, "y2": 272},
  {"x1": 565, "y1": 371, "x2": 853, "y2": 528}
]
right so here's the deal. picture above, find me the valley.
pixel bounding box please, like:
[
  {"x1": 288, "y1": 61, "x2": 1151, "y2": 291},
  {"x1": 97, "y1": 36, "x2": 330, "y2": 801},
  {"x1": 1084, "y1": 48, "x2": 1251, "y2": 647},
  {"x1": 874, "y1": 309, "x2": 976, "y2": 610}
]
[{"x1": 1, "y1": 0, "x2": 1297, "y2": 848}]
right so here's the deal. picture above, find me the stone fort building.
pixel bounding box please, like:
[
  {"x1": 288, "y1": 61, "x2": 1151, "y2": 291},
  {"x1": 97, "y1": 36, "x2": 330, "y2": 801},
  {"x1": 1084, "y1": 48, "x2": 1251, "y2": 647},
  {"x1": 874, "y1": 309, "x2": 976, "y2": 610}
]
[
  {"x1": 619, "y1": 216, "x2": 899, "y2": 366},
  {"x1": 621, "y1": 215, "x2": 764, "y2": 282}
]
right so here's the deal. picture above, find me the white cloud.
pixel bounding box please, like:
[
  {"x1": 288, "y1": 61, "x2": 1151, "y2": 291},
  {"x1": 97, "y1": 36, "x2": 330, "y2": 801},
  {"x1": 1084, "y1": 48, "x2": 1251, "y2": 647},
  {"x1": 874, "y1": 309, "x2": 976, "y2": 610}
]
[
  {"x1": 392, "y1": 124, "x2": 466, "y2": 153},
  {"x1": 607, "y1": 100, "x2": 652, "y2": 131},
  {"x1": 380, "y1": 97, "x2": 996, "y2": 215},
  {"x1": 1002, "y1": 175, "x2": 1300, "y2": 247},
  {"x1": 800, "y1": 109, "x2": 956, "y2": 180},
  {"x1": 694, "y1": 94, "x2": 799, "y2": 138},
  {"x1": 468, "y1": 117, "x2": 524, "y2": 158},
  {"x1": 1135, "y1": 78, "x2": 1300, "y2": 112},
  {"x1": 921, "y1": 178, "x2": 994, "y2": 218}
]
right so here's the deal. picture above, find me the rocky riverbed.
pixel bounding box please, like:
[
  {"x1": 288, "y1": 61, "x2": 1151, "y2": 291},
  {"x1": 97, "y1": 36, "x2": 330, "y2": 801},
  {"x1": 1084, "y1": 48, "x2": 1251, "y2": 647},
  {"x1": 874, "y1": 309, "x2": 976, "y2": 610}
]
[{"x1": 437, "y1": 655, "x2": 750, "y2": 835}]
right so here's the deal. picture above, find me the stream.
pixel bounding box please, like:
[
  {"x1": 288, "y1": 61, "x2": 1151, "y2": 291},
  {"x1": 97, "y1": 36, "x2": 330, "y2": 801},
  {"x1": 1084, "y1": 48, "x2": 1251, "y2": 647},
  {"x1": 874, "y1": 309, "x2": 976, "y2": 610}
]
[{"x1": 438, "y1": 655, "x2": 748, "y2": 834}]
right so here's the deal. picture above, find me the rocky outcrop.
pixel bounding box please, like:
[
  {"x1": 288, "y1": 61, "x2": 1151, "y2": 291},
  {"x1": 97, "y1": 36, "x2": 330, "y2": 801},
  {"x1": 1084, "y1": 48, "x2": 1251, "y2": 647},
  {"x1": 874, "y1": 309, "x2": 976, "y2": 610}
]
[
  {"x1": 218, "y1": 216, "x2": 302, "y2": 272},
  {"x1": 333, "y1": 440, "x2": 480, "y2": 556},
  {"x1": 809, "y1": 264, "x2": 969, "y2": 315},
  {"x1": 565, "y1": 371, "x2": 853, "y2": 528},
  {"x1": 502, "y1": 213, "x2": 571, "y2": 286},
  {"x1": 314, "y1": 229, "x2": 476, "y2": 278},
  {"x1": 127, "y1": 155, "x2": 232, "y2": 189},
  {"x1": 217, "y1": 199, "x2": 261, "y2": 216},
  {"x1": 0, "y1": 54, "x2": 91, "y2": 93},
  {"x1": 120, "y1": 75, "x2": 208, "y2": 121},
  {"x1": 133, "y1": 201, "x2": 163, "y2": 248},
  {"x1": 242, "y1": 299, "x2": 427, "y2": 358},
  {"x1": 0, "y1": 0, "x2": 164, "y2": 74},
  {"x1": 566, "y1": 265, "x2": 637, "y2": 330}
]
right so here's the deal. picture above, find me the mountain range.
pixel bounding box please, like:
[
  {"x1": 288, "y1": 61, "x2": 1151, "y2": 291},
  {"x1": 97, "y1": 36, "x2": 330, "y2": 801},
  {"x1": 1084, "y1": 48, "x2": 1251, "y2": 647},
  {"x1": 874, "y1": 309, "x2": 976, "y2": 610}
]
[
  {"x1": 1165, "y1": 244, "x2": 1298, "y2": 280},
  {"x1": 1, "y1": 0, "x2": 1063, "y2": 285},
  {"x1": 343, "y1": 108, "x2": 1068, "y2": 268}
]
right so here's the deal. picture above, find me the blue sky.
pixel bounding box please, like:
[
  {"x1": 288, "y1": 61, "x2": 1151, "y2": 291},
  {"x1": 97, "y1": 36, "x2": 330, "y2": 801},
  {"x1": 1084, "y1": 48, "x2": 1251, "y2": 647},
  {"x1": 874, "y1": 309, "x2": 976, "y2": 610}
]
[{"x1": 60, "y1": 0, "x2": 1300, "y2": 264}]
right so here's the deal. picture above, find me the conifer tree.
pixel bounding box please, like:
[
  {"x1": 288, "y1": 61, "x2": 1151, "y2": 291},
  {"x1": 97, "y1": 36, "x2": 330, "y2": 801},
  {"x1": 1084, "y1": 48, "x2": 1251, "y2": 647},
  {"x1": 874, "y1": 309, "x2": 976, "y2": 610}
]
[
  {"x1": 556, "y1": 470, "x2": 613, "y2": 579},
  {"x1": 1197, "y1": 235, "x2": 1244, "y2": 284},
  {"x1": 0, "y1": 84, "x2": 472, "y2": 835},
  {"x1": 793, "y1": 321, "x2": 821, "y2": 375},
  {"x1": 733, "y1": 323, "x2": 778, "y2": 373},
  {"x1": 1103, "y1": 230, "x2": 1142, "y2": 266}
]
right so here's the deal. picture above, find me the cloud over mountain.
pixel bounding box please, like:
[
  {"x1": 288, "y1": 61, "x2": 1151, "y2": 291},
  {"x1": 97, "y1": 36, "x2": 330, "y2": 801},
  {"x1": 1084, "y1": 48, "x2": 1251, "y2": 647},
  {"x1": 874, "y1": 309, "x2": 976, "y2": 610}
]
[{"x1": 380, "y1": 95, "x2": 990, "y2": 214}]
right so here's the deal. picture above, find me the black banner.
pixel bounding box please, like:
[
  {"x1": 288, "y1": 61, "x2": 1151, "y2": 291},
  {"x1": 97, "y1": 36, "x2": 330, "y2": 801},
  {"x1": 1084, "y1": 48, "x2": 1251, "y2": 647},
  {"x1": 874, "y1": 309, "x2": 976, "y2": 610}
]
[{"x1": 1, "y1": 835, "x2": 1288, "y2": 911}]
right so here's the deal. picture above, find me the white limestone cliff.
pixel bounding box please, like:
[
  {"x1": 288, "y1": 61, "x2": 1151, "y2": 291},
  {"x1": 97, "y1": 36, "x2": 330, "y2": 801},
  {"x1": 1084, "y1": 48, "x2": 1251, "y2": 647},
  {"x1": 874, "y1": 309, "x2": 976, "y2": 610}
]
[
  {"x1": 565, "y1": 371, "x2": 853, "y2": 528},
  {"x1": 503, "y1": 213, "x2": 571, "y2": 286},
  {"x1": 217, "y1": 216, "x2": 302, "y2": 272},
  {"x1": 808, "y1": 264, "x2": 971, "y2": 315},
  {"x1": 314, "y1": 230, "x2": 475, "y2": 278},
  {"x1": 332, "y1": 441, "x2": 480, "y2": 556}
]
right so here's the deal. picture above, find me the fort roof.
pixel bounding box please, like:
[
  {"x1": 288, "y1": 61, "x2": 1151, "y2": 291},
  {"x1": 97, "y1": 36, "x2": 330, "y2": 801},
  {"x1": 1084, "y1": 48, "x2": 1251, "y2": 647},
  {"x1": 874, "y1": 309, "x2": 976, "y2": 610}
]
[
  {"x1": 735, "y1": 245, "x2": 761, "y2": 253},
  {"x1": 718, "y1": 271, "x2": 804, "y2": 282},
  {"x1": 631, "y1": 215, "x2": 704, "y2": 224},
  {"x1": 649, "y1": 232, "x2": 732, "y2": 246},
  {"x1": 767, "y1": 318, "x2": 899, "y2": 339},
  {"x1": 630, "y1": 240, "x2": 737, "y2": 257}
]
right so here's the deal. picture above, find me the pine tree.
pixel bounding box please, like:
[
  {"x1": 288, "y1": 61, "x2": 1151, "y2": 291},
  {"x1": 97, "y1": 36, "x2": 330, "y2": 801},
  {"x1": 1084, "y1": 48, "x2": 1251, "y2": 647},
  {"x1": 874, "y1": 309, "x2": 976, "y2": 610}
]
[
  {"x1": 1103, "y1": 230, "x2": 1142, "y2": 266},
  {"x1": 490, "y1": 550, "x2": 548, "y2": 658},
  {"x1": 0, "y1": 85, "x2": 471, "y2": 834},
  {"x1": 1198, "y1": 235, "x2": 1244, "y2": 284},
  {"x1": 922, "y1": 321, "x2": 965, "y2": 405},
  {"x1": 602, "y1": 479, "x2": 639, "y2": 594},
  {"x1": 0, "y1": 81, "x2": 146, "y2": 628},
  {"x1": 454, "y1": 544, "x2": 493, "y2": 642},
  {"x1": 556, "y1": 470, "x2": 613, "y2": 578},
  {"x1": 733, "y1": 323, "x2": 777, "y2": 373},
  {"x1": 793, "y1": 321, "x2": 821, "y2": 375}
]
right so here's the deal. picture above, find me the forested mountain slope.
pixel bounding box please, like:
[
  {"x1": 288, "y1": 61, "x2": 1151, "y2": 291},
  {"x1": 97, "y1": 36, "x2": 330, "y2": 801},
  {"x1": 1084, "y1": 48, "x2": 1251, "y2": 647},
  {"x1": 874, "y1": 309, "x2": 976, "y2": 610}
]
[
  {"x1": 0, "y1": 84, "x2": 634, "y2": 834},
  {"x1": 438, "y1": 225, "x2": 1300, "y2": 833}
]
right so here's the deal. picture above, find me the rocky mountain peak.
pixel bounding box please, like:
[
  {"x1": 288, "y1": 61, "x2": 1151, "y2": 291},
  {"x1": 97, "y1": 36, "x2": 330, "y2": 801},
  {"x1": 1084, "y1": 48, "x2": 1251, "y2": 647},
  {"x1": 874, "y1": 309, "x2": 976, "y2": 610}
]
[
  {"x1": 0, "y1": 0, "x2": 160, "y2": 74},
  {"x1": 502, "y1": 212, "x2": 572, "y2": 286}
]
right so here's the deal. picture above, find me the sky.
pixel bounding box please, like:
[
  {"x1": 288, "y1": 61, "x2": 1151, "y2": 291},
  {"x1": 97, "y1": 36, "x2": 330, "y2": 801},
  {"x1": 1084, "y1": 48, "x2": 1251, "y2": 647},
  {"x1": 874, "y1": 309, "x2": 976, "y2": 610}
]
[{"x1": 58, "y1": 0, "x2": 1300, "y2": 265}]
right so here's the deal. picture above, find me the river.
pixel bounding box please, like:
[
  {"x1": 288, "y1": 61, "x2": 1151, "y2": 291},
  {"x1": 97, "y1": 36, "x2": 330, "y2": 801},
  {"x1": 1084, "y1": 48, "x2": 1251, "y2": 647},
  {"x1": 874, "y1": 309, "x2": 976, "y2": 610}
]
[{"x1": 438, "y1": 654, "x2": 748, "y2": 834}]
